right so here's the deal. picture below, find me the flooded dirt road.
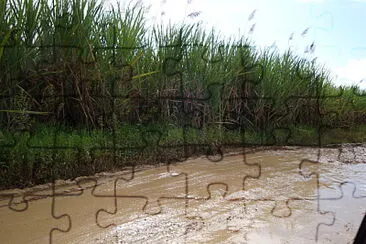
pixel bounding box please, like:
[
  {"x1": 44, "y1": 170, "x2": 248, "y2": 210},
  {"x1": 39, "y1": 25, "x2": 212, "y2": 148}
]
[{"x1": 1, "y1": 146, "x2": 366, "y2": 243}]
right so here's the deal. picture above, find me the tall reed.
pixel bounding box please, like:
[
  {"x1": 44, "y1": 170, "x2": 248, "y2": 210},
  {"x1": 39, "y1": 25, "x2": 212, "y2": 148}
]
[{"x1": 0, "y1": 0, "x2": 363, "y2": 131}]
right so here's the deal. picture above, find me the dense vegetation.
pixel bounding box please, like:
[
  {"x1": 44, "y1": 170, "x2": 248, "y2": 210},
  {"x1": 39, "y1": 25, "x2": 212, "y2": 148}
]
[{"x1": 0, "y1": 0, "x2": 365, "y2": 189}]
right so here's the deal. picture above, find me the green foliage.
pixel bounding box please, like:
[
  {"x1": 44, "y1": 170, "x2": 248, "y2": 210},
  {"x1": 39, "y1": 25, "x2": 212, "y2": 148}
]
[
  {"x1": 1, "y1": 122, "x2": 365, "y2": 189},
  {"x1": 0, "y1": 0, "x2": 365, "y2": 189},
  {"x1": 2, "y1": 0, "x2": 362, "y2": 130}
]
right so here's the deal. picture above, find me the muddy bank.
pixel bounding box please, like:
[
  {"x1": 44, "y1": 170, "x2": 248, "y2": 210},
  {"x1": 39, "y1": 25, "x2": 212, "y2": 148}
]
[
  {"x1": 0, "y1": 146, "x2": 365, "y2": 243},
  {"x1": 0, "y1": 145, "x2": 297, "y2": 198}
]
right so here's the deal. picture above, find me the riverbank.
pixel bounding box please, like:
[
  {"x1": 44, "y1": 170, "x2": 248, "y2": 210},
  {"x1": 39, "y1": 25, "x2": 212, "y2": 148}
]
[
  {"x1": 1, "y1": 147, "x2": 365, "y2": 243},
  {"x1": 0, "y1": 122, "x2": 365, "y2": 190},
  {"x1": 1, "y1": 0, "x2": 366, "y2": 190}
]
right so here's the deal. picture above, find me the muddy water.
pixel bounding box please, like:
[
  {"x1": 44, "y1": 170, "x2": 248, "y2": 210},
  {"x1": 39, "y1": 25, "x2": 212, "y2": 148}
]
[{"x1": 1, "y1": 146, "x2": 366, "y2": 244}]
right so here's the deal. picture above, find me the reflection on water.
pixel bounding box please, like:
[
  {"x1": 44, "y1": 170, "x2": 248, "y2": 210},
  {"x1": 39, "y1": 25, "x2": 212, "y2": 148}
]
[{"x1": 0, "y1": 146, "x2": 365, "y2": 243}]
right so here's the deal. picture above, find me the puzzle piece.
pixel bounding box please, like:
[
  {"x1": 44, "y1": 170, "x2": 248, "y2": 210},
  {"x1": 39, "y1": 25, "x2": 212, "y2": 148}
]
[
  {"x1": 96, "y1": 165, "x2": 188, "y2": 219},
  {"x1": 201, "y1": 45, "x2": 225, "y2": 64},
  {"x1": 184, "y1": 183, "x2": 253, "y2": 243},
  {"x1": 50, "y1": 178, "x2": 117, "y2": 244},
  {"x1": 167, "y1": 152, "x2": 259, "y2": 205},
  {"x1": 317, "y1": 182, "x2": 366, "y2": 243},
  {"x1": 26, "y1": 124, "x2": 92, "y2": 181},
  {"x1": 222, "y1": 96, "x2": 276, "y2": 145},
  {"x1": 234, "y1": 149, "x2": 319, "y2": 209},
  {"x1": 89, "y1": 123, "x2": 147, "y2": 176},
  {"x1": 299, "y1": 157, "x2": 366, "y2": 241},
  {"x1": 0, "y1": 183, "x2": 71, "y2": 244},
  {"x1": 316, "y1": 141, "x2": 366, "y2": 165},
  {"x1": 241, "y1": 198, "x2": 335, "y2": 244},
  {"x1": 278, "y1": 96, "x2": 344, "y2": 150},
  {"x1": 155, "y1": 83, "x2": 224, "y2": 164},
  {"x1": 94, "y1": 167, "x2": 191, "y2": 242}
]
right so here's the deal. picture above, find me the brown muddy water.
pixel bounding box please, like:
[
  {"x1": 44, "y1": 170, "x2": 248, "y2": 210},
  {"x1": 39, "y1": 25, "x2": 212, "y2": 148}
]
[{"x1": 1, "y1": 146, "x2": 366, "y2": 244}]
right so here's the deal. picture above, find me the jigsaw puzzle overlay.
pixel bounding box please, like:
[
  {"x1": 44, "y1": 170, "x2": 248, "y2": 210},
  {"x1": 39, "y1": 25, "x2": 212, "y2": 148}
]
[{"x1": 0, "y1": 0, "x2": 365, "y2": 243}]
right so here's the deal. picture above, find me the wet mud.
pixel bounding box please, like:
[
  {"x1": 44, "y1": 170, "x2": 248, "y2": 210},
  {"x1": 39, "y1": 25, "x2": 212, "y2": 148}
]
[{"x1": 1, "y1": 146, "x2": 365, "y2": 243}]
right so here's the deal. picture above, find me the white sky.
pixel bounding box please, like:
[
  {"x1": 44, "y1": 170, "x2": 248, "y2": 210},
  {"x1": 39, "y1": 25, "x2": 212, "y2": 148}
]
[{"x1": 104, "y1": 0, "x2": 366, "y2": 89}]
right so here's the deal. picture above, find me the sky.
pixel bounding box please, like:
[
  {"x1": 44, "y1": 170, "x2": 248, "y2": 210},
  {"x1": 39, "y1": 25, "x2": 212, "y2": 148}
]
[{"x1": 107, "y1": 0, "x2": 366, "y2": 89}]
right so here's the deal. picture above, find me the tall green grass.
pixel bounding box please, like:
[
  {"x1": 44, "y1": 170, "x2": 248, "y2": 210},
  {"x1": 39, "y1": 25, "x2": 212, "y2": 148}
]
[
  {"x1": 0, "y1": 0, "x2": 365, "y2": 189},
  {"x1": 2, "y1": 0, "x2": 363, "y2": 131}
]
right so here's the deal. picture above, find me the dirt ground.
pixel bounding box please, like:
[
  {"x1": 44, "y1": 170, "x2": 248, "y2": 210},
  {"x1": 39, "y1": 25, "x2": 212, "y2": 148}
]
[{"x1": 1, "y1": 145, "x2": 365, "y2": 243}]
